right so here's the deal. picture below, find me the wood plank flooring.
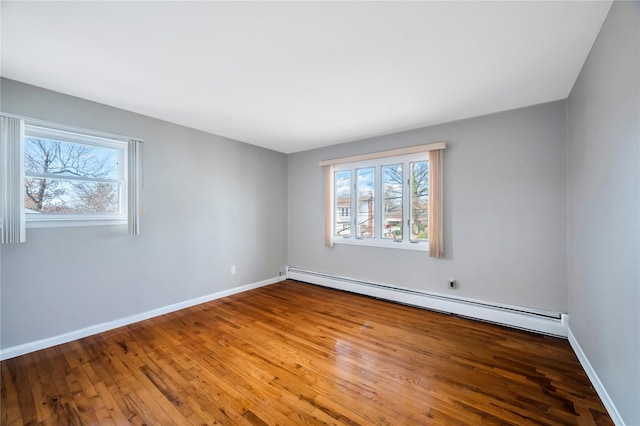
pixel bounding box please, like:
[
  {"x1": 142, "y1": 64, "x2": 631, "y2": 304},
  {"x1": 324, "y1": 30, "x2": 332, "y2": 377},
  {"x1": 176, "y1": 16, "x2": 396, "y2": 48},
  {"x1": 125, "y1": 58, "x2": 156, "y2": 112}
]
[{"x1": 1, "y1": 280, "x2": 612, "y2": 425}]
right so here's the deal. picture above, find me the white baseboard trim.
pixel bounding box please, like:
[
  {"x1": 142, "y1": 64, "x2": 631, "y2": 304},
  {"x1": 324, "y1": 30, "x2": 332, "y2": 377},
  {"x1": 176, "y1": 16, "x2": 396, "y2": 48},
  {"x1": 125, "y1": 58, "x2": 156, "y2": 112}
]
[
  {"x1": 567, "y1": 328, "x2": 624, "y2": 425},
  {"x1": 287, "y1": 267, "x2": 568, "y2": 338},
  {"x1": 0, "y1": 276, "x2": 285, "y2": 361}
]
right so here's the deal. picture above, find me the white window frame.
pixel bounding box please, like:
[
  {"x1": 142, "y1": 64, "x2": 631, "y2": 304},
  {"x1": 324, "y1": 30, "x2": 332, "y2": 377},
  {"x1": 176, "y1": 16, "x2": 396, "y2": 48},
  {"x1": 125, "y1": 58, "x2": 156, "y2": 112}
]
[
  {"x1": 24, "y1": 123, "x2": 128, "y2": 228},
  {"x1": 332, "y1": 152, "x2": 429, "y2": 251}
]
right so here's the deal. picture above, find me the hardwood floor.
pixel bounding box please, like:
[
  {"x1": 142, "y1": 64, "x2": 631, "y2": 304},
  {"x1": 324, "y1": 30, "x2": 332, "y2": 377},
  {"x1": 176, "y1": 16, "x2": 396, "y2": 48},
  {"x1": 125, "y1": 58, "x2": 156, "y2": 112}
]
[{"x1": 2, "y1": 280, "x2": 612, "y2": 425}]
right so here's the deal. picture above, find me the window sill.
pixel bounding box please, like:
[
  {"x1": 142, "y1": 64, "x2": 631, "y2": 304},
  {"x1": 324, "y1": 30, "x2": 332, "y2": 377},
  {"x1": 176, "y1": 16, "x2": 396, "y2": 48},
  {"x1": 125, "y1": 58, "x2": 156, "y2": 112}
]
[
  {"x1": 332, "y1": 237, "x2": 429, "y2": 251},
  {"x1": 26, "y1": 216, "x2": 127, "y2": 229}
]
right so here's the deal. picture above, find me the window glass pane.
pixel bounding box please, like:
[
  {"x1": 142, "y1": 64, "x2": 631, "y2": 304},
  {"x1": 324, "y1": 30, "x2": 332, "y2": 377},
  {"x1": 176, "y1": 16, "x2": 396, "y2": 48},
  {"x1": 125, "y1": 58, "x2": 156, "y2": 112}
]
[
  {"x1": 25, "y1": 177, "x2": 120, "y2": 214},
  {"x1": 24, "y1": 137, "x2": 119, "y2": 180},
  {"x1": 410, "y1": 161, "x2": 429, "y2": 241},
  {"x1": 356, "y1": 167, "x2": 375, "y2": 238},
  {"x1": 382, "y1": 164, "x2": 403, "y2": 240},
  {"x1": 334, "y1": 170, "x2": 351, "y2": 237}
]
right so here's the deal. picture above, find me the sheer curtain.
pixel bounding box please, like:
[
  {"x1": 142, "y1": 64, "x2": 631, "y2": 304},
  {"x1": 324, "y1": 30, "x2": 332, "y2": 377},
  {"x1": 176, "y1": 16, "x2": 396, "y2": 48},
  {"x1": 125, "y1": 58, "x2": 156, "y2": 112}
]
[
  {"x1": 323, "y1": 164, "x2": 334, "y2": 248},
  {"x1": 128, "y1": 139, "x2": 143, "y2": 236},
  {"x1": 0, "y1": 115, "x2": 25, "y2": 244}
]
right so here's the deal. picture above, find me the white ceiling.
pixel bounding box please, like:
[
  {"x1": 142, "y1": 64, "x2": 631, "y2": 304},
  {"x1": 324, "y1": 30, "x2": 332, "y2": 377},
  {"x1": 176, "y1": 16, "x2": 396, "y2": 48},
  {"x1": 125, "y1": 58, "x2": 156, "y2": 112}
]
[{"x1": 1, "y1": 1, "x2": 612, "y2": 154}]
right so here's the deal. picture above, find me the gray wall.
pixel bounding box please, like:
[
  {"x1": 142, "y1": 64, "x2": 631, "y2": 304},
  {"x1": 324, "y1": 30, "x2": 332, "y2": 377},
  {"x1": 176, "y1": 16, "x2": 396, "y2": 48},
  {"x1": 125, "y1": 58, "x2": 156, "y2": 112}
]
[
  {"x1": 288, "y1": 101, "x2": 568, "y2": 312},
  {"x1": 567, "y1": 1, "x2": 640, "y2": 424},
  {"x1": 3, "y1": 3, "x2": 637, "y2": 419},
  {"x1": 0, "y1": 78, "x2": 288, "y2": 349}
]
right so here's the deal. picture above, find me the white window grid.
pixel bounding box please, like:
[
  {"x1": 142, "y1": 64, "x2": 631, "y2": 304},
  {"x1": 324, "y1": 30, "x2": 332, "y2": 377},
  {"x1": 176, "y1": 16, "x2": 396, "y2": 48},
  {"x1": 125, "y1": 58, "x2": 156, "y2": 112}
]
[{"x1": 332, "y1": 152, "x2": 429, "y2": 251}]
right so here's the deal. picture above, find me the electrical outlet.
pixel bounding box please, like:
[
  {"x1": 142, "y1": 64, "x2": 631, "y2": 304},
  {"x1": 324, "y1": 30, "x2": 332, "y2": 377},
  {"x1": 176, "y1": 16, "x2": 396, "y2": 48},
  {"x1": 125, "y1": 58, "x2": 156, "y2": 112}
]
[
  {"x1": 449, "y1": 279, "x2": 456, "y2": 289},
  {"x1": 231, "y1": 266, "x2": 236, "y2": 275}
]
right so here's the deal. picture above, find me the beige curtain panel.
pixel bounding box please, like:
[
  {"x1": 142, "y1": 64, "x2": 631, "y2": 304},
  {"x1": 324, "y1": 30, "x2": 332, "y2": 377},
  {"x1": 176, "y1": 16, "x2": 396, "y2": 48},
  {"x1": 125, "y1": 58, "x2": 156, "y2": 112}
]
[
  {"x1": 428, "y1": 149, "x2": 443, "y2": 258},
  {"x1": 323, "y1": 164, "x2": 334, "y2": 248}
]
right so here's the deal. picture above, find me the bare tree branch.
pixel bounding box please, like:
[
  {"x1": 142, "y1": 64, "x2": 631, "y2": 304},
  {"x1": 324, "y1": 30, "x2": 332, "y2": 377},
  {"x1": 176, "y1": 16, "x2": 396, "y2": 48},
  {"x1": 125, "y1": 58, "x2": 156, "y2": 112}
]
[{"x1": 24, "y1": 137, "x2": 117, "y2": 212}]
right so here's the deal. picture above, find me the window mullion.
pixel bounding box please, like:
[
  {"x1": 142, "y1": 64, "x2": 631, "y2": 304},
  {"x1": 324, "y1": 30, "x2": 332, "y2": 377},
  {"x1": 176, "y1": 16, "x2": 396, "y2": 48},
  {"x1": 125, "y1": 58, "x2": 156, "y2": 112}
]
[
  {"x1": 375, "y1": 164, "x2": 381, "y2": 240},
  {"x1": 25, "y1": 172, "x2": 120, "y2": 184},
  {"x1": 404, "y1": 160, "x2": 410, "y2": 244},
  {"x1": 351, "y1": 168, "x2": 357, "y2": 239}
]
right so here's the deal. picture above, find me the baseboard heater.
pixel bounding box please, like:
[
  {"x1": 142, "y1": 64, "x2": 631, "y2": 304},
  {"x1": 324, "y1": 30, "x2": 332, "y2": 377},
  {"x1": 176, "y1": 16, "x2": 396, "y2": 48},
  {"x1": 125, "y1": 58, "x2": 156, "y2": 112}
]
[{"x1": 286, "y1": 267, "x2": 568, "y2": 338}]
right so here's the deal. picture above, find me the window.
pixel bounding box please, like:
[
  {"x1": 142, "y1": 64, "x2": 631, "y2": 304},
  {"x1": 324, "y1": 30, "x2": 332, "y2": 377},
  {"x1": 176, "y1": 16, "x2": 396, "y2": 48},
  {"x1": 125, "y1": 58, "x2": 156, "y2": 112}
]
[
  {"x1": 334, "y1": 170, "x2": 351, "y2": 237},
  {"x1": 356, "y1": 167, "x2": 375, "y2": 238},
  {"x1": 23, "y1": 124, "x2": 128, "y2": 227},
  {"x1": 382, "y1": 164, "x2": 403, "y2": 241},
  {"x1": 410, "y1": 161, "x2": 429, "y2": 242},
  {"x1": 322, "y1": 142, "x2": 445, "y2": 256},
  {"x1": 2, "y1": 114, "x2": 142, "y2": 241},
  {"x1": 331, "y1": 152, "x2": 430, "y2": 251}
]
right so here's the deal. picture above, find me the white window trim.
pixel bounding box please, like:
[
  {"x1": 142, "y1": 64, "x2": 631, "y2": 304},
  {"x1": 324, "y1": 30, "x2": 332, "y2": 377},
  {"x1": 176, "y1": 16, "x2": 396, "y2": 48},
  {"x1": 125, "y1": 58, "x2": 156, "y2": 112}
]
[
  {"x1": 333, "y1": 236, "x2": 429, "y2": 251},
  {"x1": 26, "y1": 217, "x2": 127, "y2": 229},
  {"x1": 23, "y1": 121, "x2": 129, "y2": 228},
  {"x1": 332, "y1": 152, "x2": 430, "y2": 252}
]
